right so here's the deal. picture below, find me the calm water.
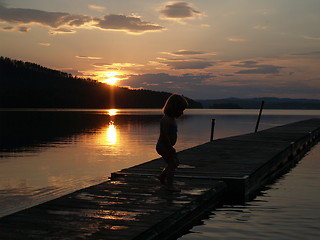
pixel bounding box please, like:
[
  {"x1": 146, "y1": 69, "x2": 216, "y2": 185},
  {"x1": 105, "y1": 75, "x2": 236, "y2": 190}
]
[
  {"x1": 0, "y1": 109, "x2": 319, "y2": 238},
  {"x1": 179, "y1": 143, "x2": 320, "y2": 240}
]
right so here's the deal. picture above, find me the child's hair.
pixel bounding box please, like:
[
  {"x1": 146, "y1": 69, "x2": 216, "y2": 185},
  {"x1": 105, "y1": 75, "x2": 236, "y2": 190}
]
[{"x1": 162, "y1": 94, "x2": 188, "y2": 117}]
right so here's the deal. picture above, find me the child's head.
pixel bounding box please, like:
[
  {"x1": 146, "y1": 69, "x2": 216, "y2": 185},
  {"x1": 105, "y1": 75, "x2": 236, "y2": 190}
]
[{"x1": 163, "y1": 94, "x2": 188, "y2": 118}]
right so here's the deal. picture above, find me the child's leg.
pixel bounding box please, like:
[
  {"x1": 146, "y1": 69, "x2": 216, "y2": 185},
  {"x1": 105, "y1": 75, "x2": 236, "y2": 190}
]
[
  {"x1": 159, "y1": 159, "x2": 176, "y2": 186},
  {"x1": 158, "y1": 167, "x2": 168, "y2": 185},
  {"x1": 165, "y1": 162, "x2": 175, "y2": 186},
  {"x1": 157, "y1": 147, "x2": 180, "y2": 190},
  {"x1": 164, "y1": 157, "x2": 180, "y2": 189},
  {"x1": 157, "y1": 147, "x2": 171, "y2": 184},
  {"x1": 164, "y1": 167, "x2": 180, "y2": 191}
]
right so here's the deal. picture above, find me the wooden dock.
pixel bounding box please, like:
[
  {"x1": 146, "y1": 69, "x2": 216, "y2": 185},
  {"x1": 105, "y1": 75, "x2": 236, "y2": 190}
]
[{"x1": 0, "y1": 118, "x2": 319, "y2": 240}]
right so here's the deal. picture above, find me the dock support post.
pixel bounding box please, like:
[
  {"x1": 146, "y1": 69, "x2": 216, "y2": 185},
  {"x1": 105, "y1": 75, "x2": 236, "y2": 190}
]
[
  {"x1": 255, "y1": 101, "x2": 264, "y2": 133},
  {"x1": 210, "y1": 119, "x2": 216, "y2": 142}
]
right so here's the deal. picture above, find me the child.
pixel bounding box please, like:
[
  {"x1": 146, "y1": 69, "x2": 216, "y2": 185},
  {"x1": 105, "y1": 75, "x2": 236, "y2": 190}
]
[{"x1": 156, "y1": 94, "x2": 188, "y2": 192}]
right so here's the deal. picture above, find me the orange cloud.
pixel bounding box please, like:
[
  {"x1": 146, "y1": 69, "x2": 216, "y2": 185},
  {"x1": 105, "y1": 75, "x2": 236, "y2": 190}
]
[{"x1": 76, "y1": 56, "x2": 103, "y2": 60}]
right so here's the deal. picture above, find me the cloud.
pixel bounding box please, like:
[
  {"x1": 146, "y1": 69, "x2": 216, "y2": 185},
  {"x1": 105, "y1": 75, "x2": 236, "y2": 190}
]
[
  {"x1": 200, "y1": 24, "x2": 210, "y2": 28},
  {"x1": 94, "y1": 62, "x2": 142, "y2": 68},
  {"x1": 94, "y1": 14, "x2": 165, "y2": 33},
  {"x1": 0, "y1": 1, "x2": 6, "y2": 7},
  {"x1": 121, "y1": 73, "x2": 214, "y2": 91},
  {"x1": 49, "y1": 28, "x2": 76, "y2": 34},
  {"x1": 253, "y1": 25, "x2": 269, "y2": 30},
  {"x1": 227, "y1": 37, "x2": 247, "y2": 42},
  {"x1": 160, "y1": 2, "x2": 203, "y2": 21},
  {"x1": 163, "y1": 50, "x2": 216, "y2": 56},
  {"x1": 161, "y1": 59, "x2": 214, "y2": 69},
  {"x1": 76, "y1": 56, "x2": 103, "y2": 60},
  {"x1": 1, "y1": 25, "x2": 13, "y2": 31},
  {"x1": 39, "y1": 42, "x2": 51, "y2": 47},
  {"x1": 289, "y1": 51, "x2": 320, "y2": 56},
  {"x1": 234, "y1": 61, "x2": 285, "y2": 74},
  {"x1": 303, "y1": 35, "x2": 320, "y2": 41},
  {"x1": 1, "y1": 24, "x2": 30, "y2": 32},
  {"x1": 88, "y1": 5, "x2": 106, "y2": 12},
  {"x1": 0, "y1": 5, "x2": 92, "y2": 28},
  {"x1": 0, "y1": 4, "x2": 164, "y2": 34},
  {"x1": 18, "y1": 26, "x2": 30, "y2": 32}
]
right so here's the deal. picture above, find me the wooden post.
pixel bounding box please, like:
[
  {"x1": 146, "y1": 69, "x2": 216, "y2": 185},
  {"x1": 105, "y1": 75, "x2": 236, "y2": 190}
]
[
  {"x1": 255, "y1": 101, "x2": 265, "y2": 133},
  {"x1": 210, "y1": 119, "x2": 216, "y2": 142}
]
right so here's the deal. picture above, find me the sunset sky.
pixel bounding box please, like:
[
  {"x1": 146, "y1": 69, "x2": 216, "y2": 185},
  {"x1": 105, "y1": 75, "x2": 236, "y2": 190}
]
[{"x1": 1, "y1": 0, "x2": 320, "y2": 99}]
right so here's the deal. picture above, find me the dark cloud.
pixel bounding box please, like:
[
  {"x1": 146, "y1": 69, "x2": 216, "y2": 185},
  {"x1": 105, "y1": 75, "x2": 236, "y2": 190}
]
[
  {"x1": 0, "y1": 1, "x2": 6, "y2": 7},
  {"x1": 18, "y1": 26, "x2": 29, "y2": 32},
  {"x1": 118, "y1": 74, "x2": 207, "y2": 98},
  {"x1": 95, "y1": 14, "x2": 164, "y2": 33},
  {"x1": 92, "y1": 62, "x2": 113, "y2": 67},
  {"x1": 236, "y1": 66, "x2": 283, "y2": 74},
  {"x1": 160, "y1": 59, "x2": 215, "y2": 69},
  {"x1": 236, "y1": 61, "x2": 257, "y2": 66},
  {"x1": 0, "y1": 4, "x2": 164, "y2": 34},
  {"x1": 221, "y1": 74, "x2": 235, "y2": 77},
  {"x1": 234, "y1": 61, "x2": 285, "y2": 74},
  {"x1": 121, "y1": 73, "x2": 214, "y2": 90},
  {"x1": 0, "y1": 5, "x2": 92, "y2": 28},
  {"x1": 1, "y1": 24, "x2": 29, "y2": 32},
  {"x1": 290, "y1": 51, "x2": 320, "y2": 56},
  {"x1": 166, "y1": 50, "x2": 216, "y2": 56},
  {"x1": 1, "y1": 25, "x2": 13, "y2": 30},
  {"x1": 160, "y1": 2, "x2": 202, "y2": 20},
  {"x1": 49, "y1": 28, "x2": 76, "y2": 34}
]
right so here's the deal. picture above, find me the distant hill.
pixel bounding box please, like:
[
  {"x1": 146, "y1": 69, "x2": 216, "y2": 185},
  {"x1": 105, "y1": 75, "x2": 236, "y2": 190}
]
[
  {"x1": 0, "y1": 57, "x2": 201, "y2": 109},
  {"x1": 199, "y1": 97, "x2": 320, "y2": 109}
]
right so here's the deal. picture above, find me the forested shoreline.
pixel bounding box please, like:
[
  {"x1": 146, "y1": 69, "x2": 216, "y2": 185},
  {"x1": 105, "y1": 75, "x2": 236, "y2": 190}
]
[{"x1": 0, "y1": 57, "x2": 201, "y2": 109}]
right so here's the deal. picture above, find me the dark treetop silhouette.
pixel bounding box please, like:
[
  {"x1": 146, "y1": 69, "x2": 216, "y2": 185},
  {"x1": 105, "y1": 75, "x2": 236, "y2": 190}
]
[{"x1": 0, "y1": 57, "x2": 202, "y2": 109}]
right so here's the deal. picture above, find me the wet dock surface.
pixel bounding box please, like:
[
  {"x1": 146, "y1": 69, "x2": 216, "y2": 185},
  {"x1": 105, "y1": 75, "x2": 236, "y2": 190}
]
[
  {"x1": 0, "y1": 175, "x2": 226, "y2": 240},
  {"x1": 0, "y1": 118, "x2": 319, "y2": 239}
]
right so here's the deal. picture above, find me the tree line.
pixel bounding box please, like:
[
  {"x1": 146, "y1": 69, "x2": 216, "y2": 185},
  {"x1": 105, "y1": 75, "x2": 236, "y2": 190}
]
[{"x1": 0, "y1": 57, "x2": 202, "y2": 108}]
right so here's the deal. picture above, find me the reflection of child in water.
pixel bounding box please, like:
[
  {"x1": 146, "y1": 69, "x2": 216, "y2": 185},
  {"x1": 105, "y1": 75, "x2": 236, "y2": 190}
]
[{"x1": 156, "y1": 94, "x2": 188, "y2": 192}]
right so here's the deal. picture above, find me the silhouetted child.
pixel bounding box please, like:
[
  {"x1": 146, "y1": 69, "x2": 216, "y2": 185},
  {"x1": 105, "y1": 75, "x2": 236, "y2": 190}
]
[{"x1": 156, "y1": 94, "x2": 188, "y2": 192}]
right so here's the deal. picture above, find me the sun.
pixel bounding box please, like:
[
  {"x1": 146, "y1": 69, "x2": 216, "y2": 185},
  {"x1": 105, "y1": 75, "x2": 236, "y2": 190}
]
[{"x1": 102, "y1": 72, "x2": 120, "y2": 85}]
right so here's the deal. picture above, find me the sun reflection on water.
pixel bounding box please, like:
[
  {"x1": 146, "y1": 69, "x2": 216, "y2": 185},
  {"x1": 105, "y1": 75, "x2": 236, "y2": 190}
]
[{"x1": 106, "y1": 121, "x2": 117, "y2": 145}]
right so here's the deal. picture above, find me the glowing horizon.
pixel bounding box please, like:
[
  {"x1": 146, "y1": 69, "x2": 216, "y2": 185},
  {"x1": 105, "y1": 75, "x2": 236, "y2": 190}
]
[{"x1": 102, "y1": 72, "x2": 121, "y2": 85}]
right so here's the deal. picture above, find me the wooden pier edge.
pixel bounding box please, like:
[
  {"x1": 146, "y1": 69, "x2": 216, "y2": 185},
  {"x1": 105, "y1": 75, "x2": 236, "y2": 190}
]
[{"x1": 246, "y1": 131, "x2": 320, "y2": 202}]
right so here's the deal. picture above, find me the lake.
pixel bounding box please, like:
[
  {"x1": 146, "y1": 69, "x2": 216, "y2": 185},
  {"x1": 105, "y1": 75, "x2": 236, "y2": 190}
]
[{"x1": 0, "y1": 109, "x2": 319, "y2": 239}]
